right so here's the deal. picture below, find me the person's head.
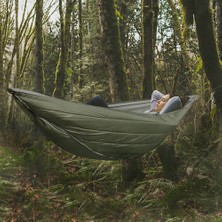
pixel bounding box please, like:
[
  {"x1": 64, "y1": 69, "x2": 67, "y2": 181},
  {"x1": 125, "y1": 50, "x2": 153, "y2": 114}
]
[
  {"x1": 155, "y1": 93, "x2": 190, "y2": 113},
  {"x1": 154, "y1": 94, "x2": 170, "y2": 112}
]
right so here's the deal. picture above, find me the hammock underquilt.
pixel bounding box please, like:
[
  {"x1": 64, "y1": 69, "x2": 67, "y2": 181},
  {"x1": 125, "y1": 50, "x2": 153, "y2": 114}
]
[{"x1": 8, "y1": 88, "x2": 198, "y2": 160}]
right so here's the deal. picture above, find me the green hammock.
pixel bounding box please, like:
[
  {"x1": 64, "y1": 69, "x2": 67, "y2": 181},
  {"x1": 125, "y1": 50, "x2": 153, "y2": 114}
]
[{"x1": 8, "y1": 88, "x2": 198, "y2": 160}]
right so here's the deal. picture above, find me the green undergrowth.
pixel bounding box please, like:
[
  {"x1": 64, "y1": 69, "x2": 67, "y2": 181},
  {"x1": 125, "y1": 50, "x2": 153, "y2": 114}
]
[{"x1": 1, "y1": 139, "x2": 222, "y2": 222}]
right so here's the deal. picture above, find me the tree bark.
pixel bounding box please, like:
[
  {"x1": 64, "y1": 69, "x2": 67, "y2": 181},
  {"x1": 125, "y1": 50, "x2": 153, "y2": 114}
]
[
  {"x1": 15, "y1": 0, "x2": 20, "y2": 86},
  {"x1": 142, "y1": 0, "x2": 154, "y2": 99},
  {"x1": 181, "y1": 0, "x2": 222, "y2": 184},
  {"x1": 168, "y1": 0, "x2": 190, "y2": 69},
  {"x1": 54, "y1": 0, "x2": 75, "y2": 98},
  {"x1": 35, "y1": 0, "x2": 44, "y2": 93},
  {"x1": 194, "y1": 0, "x2": 222, "y2": 185},
  {"x1": 97, "y1": 0, "x2": 129, "y2": 102},
  {"x1": 97, "y1": 0, "x2": 144, "y2": 185},
  {"x1": 152, "y1": 0, "x2": 159, "y2": 51},
  {"x1": 215, "y1": 0, "x2": 222, "y2": 60},
  {"x1": 152, "y1": 0, "x2": 159, "y2": 89},
  {"x1": 193, "y1": 1, "x2": 222, "y2": 89},
  {"x1": 118, "y1": 0, "x2": 130, "y2": 54},
  {"x1": 78, "y1": 0, "x2": 83, "y2": 88},
  {"x1": 0, "y1": 0, "x2": 4, "y2": 132}
]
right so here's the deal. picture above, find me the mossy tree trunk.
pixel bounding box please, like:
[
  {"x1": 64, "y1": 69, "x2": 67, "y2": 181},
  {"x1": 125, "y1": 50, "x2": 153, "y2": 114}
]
[
  {"x1": 15, "y1": 0, "x2": 20, "y2": 87},
  {"x1": 142, "y1": 0, "x2": 154, "y2": 99},
  {"x1": 69, "y1": 10, "x2": 76, "y2": 99},
  {"x1": 78, "y1": 0, "x2": 83, "y2": 88},
  {"x1": 152, "y1": 0, "x2": 159, "y2": 51},
  {"x1": 35, "y1": 0, "x2": 44, "y2": 93},
  {"x1": 6, "y1": 2, "x2": 36, "y2": 127},
  {"x1": 54, "y1": 0, "x2": 75, "y2": 98},
  {"x1": 97, "y1": 0, "x2": 143, "y2": 184},
  {"x1": 118, "y1": 0, "x2": 130, "y2": 55},
  {"x1": 156, "y1": 0, "x2": 192, "y2": 181},
  {"x1": 97, "y1": 0, "x2": 129, "y2": 102},
  {"x1": 192, "y1": 2, "x2": 222, "y2": 91},
  {"x1": 168, "y1": 0, "x2": 192, "y2": 95},
  {"x1": 168, "y1": 0, "x2": 190, "y2": 69},
  {"x1": 194, "y1": 0, "x2": 222, "y2": 184},
  {"x1": 152, "y1": 0, "x2": 159, "y2": 91},
  {"x1": 54, "y1": 0, "x2": 65, "y2": 98},
  {"x1": 215, "y1": 0, "x2": 222, "y2": 60},
  {"x1": 0, "y1": 0, "x2": 4, "y2": 132},
  {"x1": 181, "y1": 0, "x2": 222, "y2": 184}
]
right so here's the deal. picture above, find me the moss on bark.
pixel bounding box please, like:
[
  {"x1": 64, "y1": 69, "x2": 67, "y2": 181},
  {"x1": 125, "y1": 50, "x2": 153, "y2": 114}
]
[
  {"x1": 142, "y1": 0, "x2": 154, "y2": 99},
  {"x1": 35, "y1": 0, "x2": 44, "y2": 94},
  {"x1": 97, "y1": 0, "x2": 129, "y2": 102}
]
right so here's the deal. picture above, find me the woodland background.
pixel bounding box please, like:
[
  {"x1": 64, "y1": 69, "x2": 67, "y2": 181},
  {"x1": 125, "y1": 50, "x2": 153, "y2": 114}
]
[{"x1": 1, "y1": 0, "x2": 222, "y2": 221}]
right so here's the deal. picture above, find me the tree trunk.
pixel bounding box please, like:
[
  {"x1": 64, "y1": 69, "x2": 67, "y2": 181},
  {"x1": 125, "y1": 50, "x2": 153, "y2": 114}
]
[
  {"x1": 35, "y1": 0, "x2": 44, "y2": 93},
  {"x1": 152, "y1": 0, "x2": 159, "y2": 90},
  {"x1": 216, "y1": 0, "x2": 222, "y2": 60},
  {"x1": 7, "y1": 2, "x2": 36, "y2": 127},
  {"x1": 78, "y1": 0, "x2": 83, "y2": 88},
  {"x1": 54, "y1": 0, "x2": 75, "y2": 98},
  {"x1": 97, "y1": 0, "x2": 144, "y2": 185},
  {"x1": 15, "y1": 0, "x2": 20, "y2": 86},
  {"x1": 121, "y1": 158, "x2": 145, "y2": 185},
  {"x1": 97, "y1": 0, "x2": 129, "y2": 102},
  {"x1": 0, "y1": 0, "x2": 4, "y2": 132},
  {"x1": 193, "y1": 1, "x2": 222, "y2": 89},
  {"x1": 168, "y1": 0, "x2": 192, "y2": 95},
  {"x1": 69, "y1": 9, "x2": 76, "y2": 99},
  {"x1": 119, "y1": 0, "x2": 130, "y2": 54},
  {"x1": 168, "y1": 0, "x2": 190, "y2": 69},
  {"x1": 142, "y1": 0, "x2": 154, "y2": 99},
  {"x1": 181, "y1": 0, "x2": 222, "y2": 184},
  {"x1": 152, "y1": 0, "x2": 159, "y2": 51}
]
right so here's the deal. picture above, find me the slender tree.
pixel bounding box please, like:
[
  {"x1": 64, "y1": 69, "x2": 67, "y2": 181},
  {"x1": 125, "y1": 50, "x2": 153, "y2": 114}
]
[
  {"x1": 97, "y1": 0, "x2": 144, "y2": 184},
  {"x1": 152, "y1": 0, "x2": 159, "y2": 91},
  {"x1": 69, "y1": 6, "x2": 77, "y2": 98},
  {"x1": 15, "y1": 0, "x2": 20, "y2": 87},
  {"x1": 118, "y1": 0, "x2": 130, "y2": 54},
  {"x1": 97, "y1": 0, "x2": 129, "y2": 102},
  {"x1": 142, "y1": 0, "x2": 154, "y2": 99},
  {"x1": 54, "y1": 0, "x2": 75, "y2": 98},
  {"x1": 0, "y1": 0, "x2": 4, "y2": 132},
  {"x1": 5, "y1": 1, "x2": 35, "y2": 89},
  {"x1": 168, "y1": 0, "x2": 192, "y2": 95},
  {"x1": 168, "y1": 0, "x2": 190, "y2": 69},
  {"x1": 152, "y1": 0, "x2": 159, "y2": 50},
  {"x1": 215, "y1": 0, "x2": 222, "y2": 60},
  {"x1": 78, "y1": 0, "x2": 83, "y2": 88},
  {"x1": 35, "y1": 0, "x2": 44, "y2": 93},
  {"x1": 6, "y1": 1, "x2": 37, "y2": 127}
]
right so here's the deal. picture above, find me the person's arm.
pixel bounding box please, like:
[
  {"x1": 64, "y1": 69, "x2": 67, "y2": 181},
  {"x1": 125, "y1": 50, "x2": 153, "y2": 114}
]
[
  {"x1": 150, "y1": 90, "x2": 164, "y2": 110},
  {"x1": 159, "y1": 96, "x2": 182, "y2": 114}
]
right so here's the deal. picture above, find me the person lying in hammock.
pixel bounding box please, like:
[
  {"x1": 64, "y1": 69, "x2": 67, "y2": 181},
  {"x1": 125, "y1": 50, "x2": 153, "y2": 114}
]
[
  {"x1": 144, "y1": 90, "x2": 181, "y2": 114},
  {"x1": 86, "y1": 90, "x2": 189, "y2": 114}
]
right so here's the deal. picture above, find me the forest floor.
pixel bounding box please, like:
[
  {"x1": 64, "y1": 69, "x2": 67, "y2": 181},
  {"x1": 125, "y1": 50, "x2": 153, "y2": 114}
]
[{"x1": 1, "y1": 140, "x2": 222, "y2": 222}]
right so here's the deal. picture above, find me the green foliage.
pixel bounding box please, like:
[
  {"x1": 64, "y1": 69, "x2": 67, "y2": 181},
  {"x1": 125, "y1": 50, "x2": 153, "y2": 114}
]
[
  {"x1": 43, "y1": 23, "x2": 60, "y2": 96},
  {"x1": 114, "y1": 1, "x2": 123, "y2": 20},
  {"x1": 21, "y1": 141, "x2": 63, "y2": 183},
  {"x1": 0, "y1": 147, "x2": 21, "y2": 218}
]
